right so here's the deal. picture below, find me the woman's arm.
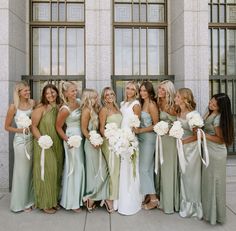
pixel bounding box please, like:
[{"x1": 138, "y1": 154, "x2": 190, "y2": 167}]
[
  {"x1": 133, "y1": 104, "x2": 141, "y2": 118},
  {"x1": 4, "y1": 104, "x2": 24, "y2": 133},
  {"x1": 31, "y1": 107, "x2": 43, "y2": 140},
  {"x1": 56, "y1": 108, "x2": 70, "y2": 142},
  {"x1": 99, "y1": 107, "x2": 107, "y2": 137},
  {"x1": 81, "y1": 108, "x2": 91, "y2": 139},
  {"x1": 205, "y1": 126, "x2": 225, "y2": 144},
  {"x1": 182, "y1": 135, "x2": 197, "y2": 144}
]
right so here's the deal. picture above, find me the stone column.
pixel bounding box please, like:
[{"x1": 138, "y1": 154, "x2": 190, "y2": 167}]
[
  {"x1": 86, "y1": 0, "x2": 112, "y2": 92},
  {"x1": 0, "y1": 0, "x2": 27, "y2": 190},
  {"x1": 169, "y1": 0, "x2": 209, "y2": 114}
]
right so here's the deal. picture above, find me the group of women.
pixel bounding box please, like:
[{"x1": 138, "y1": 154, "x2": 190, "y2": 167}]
[{"x1": 5, "y1": 79, "x2": 234, "y2": 225}]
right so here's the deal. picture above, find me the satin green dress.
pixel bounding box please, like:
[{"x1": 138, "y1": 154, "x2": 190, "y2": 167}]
[
  {"x1": 33, "y1": 106, "x2": 64, "y2": 209},
  {"x1": 101, "y1": 113, "x2": 122, "y2": 200},
  {"x1": 60, "y1": 105, "x2": 85, "y2": 209},
  {"x1": 178, "y1": 113, "x2": 203, "y2": 219},
  {"x1": 83, "y1": 120, "x2": 109, "y2": 201},
  {"x1": 159, "y1": 111, "x2": 180, "y2": 214},
  {"x1": 138, "y1": 111, "x2": 156, "y2": 195},
  {"x1": 10, "y1": 108, "x2": 34, "y2": 212},
  {"x1": 202, "y1": 114, "x2": 227, "y2": 225}
]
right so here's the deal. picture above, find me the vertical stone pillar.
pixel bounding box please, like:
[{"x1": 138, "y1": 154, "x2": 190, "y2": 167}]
[
  {"x1": 169, "y1": 0, "x2": 209, "y2": 114},
  {"x1": 0, "y1": 0, "x2": 27, "y2": 190},
  {"x1": 86, "y1": 0, "x2": 112, "y2": 92}
]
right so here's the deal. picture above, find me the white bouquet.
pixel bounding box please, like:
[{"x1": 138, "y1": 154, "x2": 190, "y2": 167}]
[
  {"x1": 67, "y1": 135, "x2": 82, "y2": 148},
  {"x1": 186, "y1": 111, "x2": 204, "y2": 130},
  {"x1": 104, "y1": 123, "x2": 118, "y2": 140},
  {"x1": 169, "y1": 121, "x2": 184, "y2": 139},
  {"x1": 89, "y1": 130, "x2": 103, "y2": 146},
  {"x1": 128, "y1": 115, "x2": 140, "y2": 128},
  {"x1": 153, "y1": 121, "x2": 169, "y2": 136},
  {"x1": 38, "y1": 135, "x2": 53, "y2": 181},
  {"x1": 16, "y1": 113, "x2": 32, "y2": 128}
]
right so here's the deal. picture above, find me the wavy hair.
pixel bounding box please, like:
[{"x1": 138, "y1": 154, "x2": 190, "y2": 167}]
[
  {"x1": 100, "y1": 87, "x2": 119, "y2": 111},
  {"x1": 176, "y1": 88, "x2": 196, "y2": 114},
  {"x1": 210, "y1": 93, "x2": 234, "y2": 146},
  {"x1": 80, "y1": 89, "x2": 100, "y2": 130},
  {"x1": 13, "y1": 81, "x2": 30, "y2": 109},
  {"x1": 139, "y1": 81, "x2": 155, "y2": 106},
  {"x1": 157, "y1": 80, "x2": 176, "y2": 110}
]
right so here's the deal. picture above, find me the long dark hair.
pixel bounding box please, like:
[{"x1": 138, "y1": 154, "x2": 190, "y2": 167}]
[
  {"x1": 139, "y1": 81, "x2": 156, "y2": 106},
  {"x1": 210, "y1": 93, "x2": 234, "y2": 146},
  {"x1": 40, "y1": 84, "x2": 61, "y2": 105}
]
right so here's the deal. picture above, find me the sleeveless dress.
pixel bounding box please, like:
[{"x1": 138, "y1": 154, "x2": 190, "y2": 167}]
[
  {"x1": 202, "y1": 114, "x2": 227, "y2": 225},
  {"x1": 159, "y1": 111, "x2": 179, "y2": 213},
  {"x1": 83, "y1": 119, "x2": 109, "y2": 201},
  {"x1": 101, "y1": 113, "x2": 122, "y2": 200},
  {"x1": 60, "y1": 105, "x2": 85, "y2": 210},
  {"x1": 178, "y1": 112, "x2": 203, "y2": 219},
  {"x1": 33, "y1": 106, "x2": 64, "y2": 209},
  {"x1": 138, "y1": 111, "x2": 156, "y2": 195},
  {"x1": 10, "y1": 108, "x2": 34, "y2": 212},
  {"x1": 117, "y1": 100, "x2": 142, "y2": 215}
]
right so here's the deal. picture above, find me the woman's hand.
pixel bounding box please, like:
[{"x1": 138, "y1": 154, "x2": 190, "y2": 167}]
[{"x1": 133, "y1": 127, "x2": 141, "y2": 134}]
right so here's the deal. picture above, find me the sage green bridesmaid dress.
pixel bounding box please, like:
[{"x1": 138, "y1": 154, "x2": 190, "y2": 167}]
[
  {"x1": 60, "y1": 105, "x2": 85, "y2": 209},
  {"x1": 202, "y1": 114, "x2": 227, "y2": 225},
  {"x1": 101, "y1": 113, "x2": 122, "y2": 200},
  {"x1": 159, "y1": 111, "x2": 180, "y2": 214},
  {"x1": 178, "y1": 113, "x2": 203, "y2": 219},
  {"x1": 33, "y1": 106, "x2": 64, "y2": 209},
  {"x1": 138, "y1": 111, "x2": 156, "y2": 195},
  {"x1": 10, "y1": 108, "x2": 34, "y2": 212},
  {"x1": 83, "y1": 120, "x2": 109, "y2": 201}
]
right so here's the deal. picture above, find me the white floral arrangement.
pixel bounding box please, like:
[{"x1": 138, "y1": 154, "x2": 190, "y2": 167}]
[
  {"x1": 16, "y1": 113, "x2": 32, "y2": 128},
  {"x1": 169, "y1": 121, "x2": 184, "y2": 139},
  {"x1": 67, "y1": 135, "x2": 82, "y2": 148},
  {"x1": 104, "y1": 123, "x2": 118, "y2": 141},
  {"x1": 89, "y1": 130, "x2": 103, "y2": 146},
  {"x1": 128, "y1": 114, "x2": 140, "y2": 128},
  {"x1": 186, "y1": 111, "x2": 204, "y2": 130},
  {"x1": 38, "y1": 135, "x2": 53, "y2": 181},
  {"x1": 153, "y1": 121, "x2": 169, "y2": 136}
]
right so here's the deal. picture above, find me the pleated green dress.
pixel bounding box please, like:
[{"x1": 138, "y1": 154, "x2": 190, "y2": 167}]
[
  {"x1": 11, "y1": 108, "x2": 34, "y2": 212},
  {"x1": 101, "y1": 113, "x2": 122, "y2": 200},
  {"x1": 33, "y1": 106, "x2": 64, "y2": 209},
  {"x1": 159, "y1": 111, "x2": 180, "y2": 214},
  {"x1": 138, "y1": 111, "x2": 156, "y2": 195},
  {"x1": 83, "y1": 120, "x2": 109, "y2": 201},
  {"x1": 60, "y1": 105, "x2": 85, "y2": 209},
  {"x1": 178, "y1": 113, "x2": 203, "y2": 219},
  {"x1": 202, "y1": 114, "x2": 227, "y2": 225}
]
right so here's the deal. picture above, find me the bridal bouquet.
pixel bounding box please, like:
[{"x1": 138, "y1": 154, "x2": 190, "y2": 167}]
[
  {"x1": 89, "y1": 130, "x2": 103, "y2": 146},
  {"x1": 67, "y1": 135, "x2": 82, "y2": 148},
  {"x1": 16, "y1": 113, "x2": 32, "y2": 129},
  {"x1": 38, "y1": 135, "x2": 53, "y2": 181},
  {"x1": 169, "y1": 121, "x2": 184, "y2": 139},
  {"x1": 128, "y1": 114, "x2": 140, "y2": 128},
  {"x1": 186, "y1": 111, "x2": 204, "y2": 130},
  {"x1": 153, "y1": 121, "x2": 169, "y2": 136},
  {"x1": 67, "y1": 135, "x2": 82, "y2": 177},
  {"x1": 104, "y1": 123, "x2": 119, "y2": 143}
]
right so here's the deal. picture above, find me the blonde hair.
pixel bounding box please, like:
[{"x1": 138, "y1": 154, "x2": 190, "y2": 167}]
[
  {"x1": 60, "y1": 81, "x2": 77, "y2": 104},
  {"x1": 13, "y1": 81, "x2": 30, "y2": 109},
  {"x1": 176, "y1": 88, "x2": 196, "y2": 114},
  {"x1": 124, "y1": 81, "x2": 139, "y2": 103},
  {"x1": 81, "y1": 89, "x2": 100, "y2": 130},
  {"x1": 101, "y1": 87, "x2": 119, "y2": 111},
  {"x1": 157, "y1": 80, "x2": 176, "y2": 109}
]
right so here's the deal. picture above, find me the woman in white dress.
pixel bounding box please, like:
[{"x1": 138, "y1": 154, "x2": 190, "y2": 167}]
[{"x1": 117, "y1": 81, "x2": 142, "y2": 215}]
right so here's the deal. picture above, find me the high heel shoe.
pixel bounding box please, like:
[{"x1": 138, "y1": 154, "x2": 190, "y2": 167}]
[
  {"x1": 142, "y1": 195, "x2": 150, "y2": 205},
  {"x1": 85, "y1": 199, "x2": 96, "y2": 212},
  {"x1": 142, "y1": 199, "x2": 160, "y2": 210},
  {"x1": 100, "y1": 200, "x2": 115, "y2": 214}
]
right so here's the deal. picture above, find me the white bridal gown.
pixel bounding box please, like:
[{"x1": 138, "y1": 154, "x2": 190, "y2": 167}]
[{"x1": 117, "y1": 100, "x2": 142, "y2": 215}]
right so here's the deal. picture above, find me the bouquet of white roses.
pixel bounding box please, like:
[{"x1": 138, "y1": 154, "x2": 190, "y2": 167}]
[
  {"x1": 186, "y1": 111, "x2": 204, "y2": 130},
  {"x1": 16, "y1": 113, "x2": 32, "y2": 128},
  {"x1": 38, "y1": 135, "x2": 53, "y2": 181},
  {"x1": 89, "y1": 130, "x2": 103, "y2": 146},
  {"x1": 153, "y1": 121, "x2": 169, "y2": 136},
  {"x1": 128, "y1": 114, "x2": 140, "y2": 128},
  {"x1": 67, "y1": 135, "x2": 82, "y2": 176},
  {"x1": 169, "y1": 121, "x2": 184, "y2": 139}
]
